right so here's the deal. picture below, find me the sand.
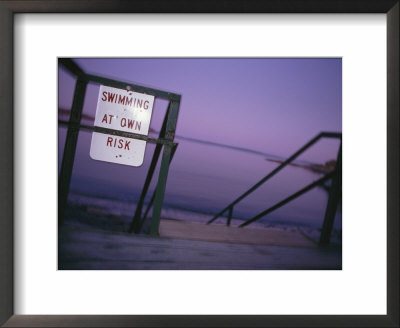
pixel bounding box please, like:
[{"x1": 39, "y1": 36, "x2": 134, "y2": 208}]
[{"x1": 159, "y1": 219, "x2": 316, "y2": 248}]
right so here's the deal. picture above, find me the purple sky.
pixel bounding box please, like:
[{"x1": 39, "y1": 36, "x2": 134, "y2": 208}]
[{"x1": 59, "y1": 58, "x2": 341, "y2": 161}]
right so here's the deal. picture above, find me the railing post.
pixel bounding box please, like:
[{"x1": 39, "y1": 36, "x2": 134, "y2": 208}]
[
  {"x1": 139, "y1": 143, "x2": 178, "y2": 232},
  {"x1": 149, "y1": 99, "x2": 180, "y2": 236},
  {"x1": 58, "y1": 78, "x2": 87, "y2": 227},
  {"x1": 227, "y1": 207, "x2": 233, "y2": 226},
  {"x1": 320, "y1": 144, "x2": 342, "y2": 245},
  {"x1": 129, "y1": 102, "x2": 171, "y2": 233}
]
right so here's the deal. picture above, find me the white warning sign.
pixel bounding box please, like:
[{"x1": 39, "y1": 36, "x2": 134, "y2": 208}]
[{"x1": 90, "y1": 85, "x2": 155, "y2": 166}]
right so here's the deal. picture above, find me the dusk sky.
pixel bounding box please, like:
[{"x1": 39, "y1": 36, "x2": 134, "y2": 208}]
[
  {"x1": 59, "y1": 58, "x2": 342, "y2": 226},
  {"x1": 59, "y1": 58, "x2": 341, "y2": 157}
]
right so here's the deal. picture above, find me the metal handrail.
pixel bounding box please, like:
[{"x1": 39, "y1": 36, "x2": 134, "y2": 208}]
[
  {"x1": 239, "y1": 170, "x2": 336, "y2": 227},
  {"x1": 58, "y1": 58, "x2": 181, "y2": 236},
  {"x1": 58, "y1": 120, "x2": 177, "y2": 147},
  {"x1": 207, "y1": 132, "x2": 342, "y2": 245}
]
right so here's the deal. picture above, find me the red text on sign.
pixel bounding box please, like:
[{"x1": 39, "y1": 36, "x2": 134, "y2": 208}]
[
  {"x1": 120, "y1": 118, "x2": 141, "y2": 131},
  {"x1": 101, "y1": 114, "x2": 114, "y2": 124},
  {"x1": 101, "y1": 91, "x2": 150, "y2": 110},
  {"x1": 106, "y1": 137, "x2": 131, "y2": 150}
]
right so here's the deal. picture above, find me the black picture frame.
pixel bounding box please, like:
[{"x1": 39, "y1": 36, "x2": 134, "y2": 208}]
[{"x1": 0, "y1": 1, "x2": 398, "y2": 327}]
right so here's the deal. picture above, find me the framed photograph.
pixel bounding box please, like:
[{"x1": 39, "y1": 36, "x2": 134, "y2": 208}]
[{"x1": 1, "y1": 1, "x2": 398, "y2": 327}]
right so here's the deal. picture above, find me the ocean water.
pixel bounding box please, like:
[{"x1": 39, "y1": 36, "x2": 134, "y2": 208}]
[{"x1": 64, "y1": 132, "x2": 342, "y2": 244}]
